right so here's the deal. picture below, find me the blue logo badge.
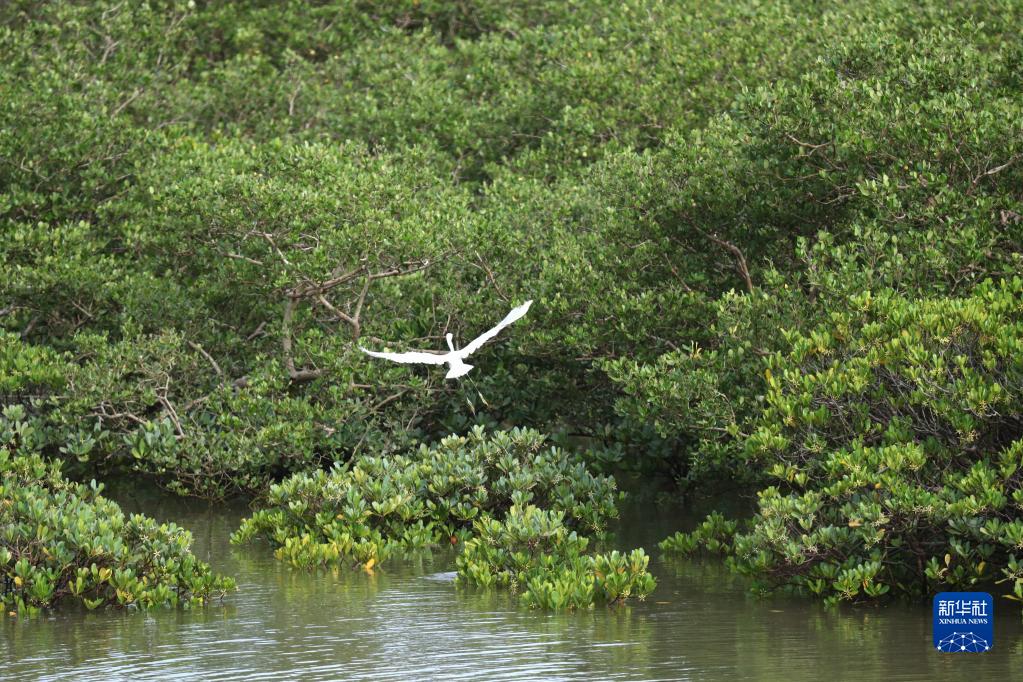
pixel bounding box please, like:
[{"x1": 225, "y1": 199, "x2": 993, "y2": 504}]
[{"x1": 933, "y1": 592, "x2": 993, "y2": 653}]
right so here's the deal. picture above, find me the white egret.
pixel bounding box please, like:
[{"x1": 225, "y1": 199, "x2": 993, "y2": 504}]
[{"x1": 360, "y1": 300, "x2": 533, "y2": 379}]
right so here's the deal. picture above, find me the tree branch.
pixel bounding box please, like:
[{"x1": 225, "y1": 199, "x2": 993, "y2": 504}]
[
  {"x1": 697, "y1": 228, "x2": 754, "y2": 293},
  {"x1": 282, "y1": 258, "x2": 435, "y2": 380},
  {"x1": 187, "y1": 341, "x2": 223, "y2": 377},
  {"x1": 282, "y1": 297, "x2": 324, "y2": 383}
]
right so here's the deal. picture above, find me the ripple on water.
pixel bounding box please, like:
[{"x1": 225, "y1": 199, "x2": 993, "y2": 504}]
[{"x1": 3, "y1": 493, "x2": 1023, "y2": 681}]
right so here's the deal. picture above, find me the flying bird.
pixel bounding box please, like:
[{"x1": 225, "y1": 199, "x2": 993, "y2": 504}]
[{"x1": 360, "y1": 300, "x2": 533, "y2": 379}]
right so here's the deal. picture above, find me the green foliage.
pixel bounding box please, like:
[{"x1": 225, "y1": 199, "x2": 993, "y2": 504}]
[
  {"x1": 659, "y1": 512, "x2": 739, "y2": 557},
  {"x1": 9, "y1": 1, "x2": 1021, "y2": 496},
  {"x1": 232, "y1": 427, "x2": 621, "y2": 568},
  {"x1": 456, "y1": 505, "x2": 655, "y2": 609},
  {"x1": 0, "y1": 331, "x2": 68, "y2": 397},
  {"x1": 0, "y1": 407, "x2": 235, "y2": 615},
  {"x1": 3, "y1": 0, "x2": 1023, "y2": 617},
  {"x1": 750, "y1": 27, "x2": 1023, "y2": 301},
  {"x1": 604, "y1": 285, "x2": 806, "y2": 482},
  {"x1": 233, "y1": 426, "x2": 654, "y2": 609},
  {"x1": 603, "y1": 23, "x2": 1022, "y2": 481},
  {"x1": 726, "y1": 280, "x2": 1023, "y2": 604}
]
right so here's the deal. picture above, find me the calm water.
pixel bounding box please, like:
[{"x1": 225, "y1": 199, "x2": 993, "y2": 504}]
[{"x1": 2, "y1": 488, "x2": 1021, "y2": 681}]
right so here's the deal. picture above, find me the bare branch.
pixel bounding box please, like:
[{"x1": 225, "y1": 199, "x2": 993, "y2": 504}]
[
  {"x1": 111, "y1": 87, "x2": 143, "y2": 117},
  {"x1": 93, "y1": 401, "x2": 147, "y2": 426},
  {"x1": 225, "y1": 252, "x2": 265, "y2": 266},
  {"x1": 289, "y1": 258, "x2": 431, "y2": 300},
  {"x1": 696, "y1": 228, "x2": 754, "y2": 293},
  {"x1": 281, "y1": 257, "x2": 436, "y2": 379},
  {"x1": 157, "y1": 394, "x2": 185, "y2": 438},
  {"x1": 317, "y1": 295, "x2": 356, "y2": 328},
  {"x1": 246, "y1": 321, "x2": 267, "y2": 341},
  {"x1": 21, "y1": 315, "x2": 39, "y2": 338},
  {"x1": 282, "y1": 297, "x2": 324, "y2": 382},
  {"x1": 371, "y1": 388, "x2": 411, "y2": 412},
  {"x1": 187, "y1": 341, "x2": 223, "y2": 377},
  {"x1": 350, "y1": 275, "x2": 371, "y2": 340},
  {"x1": 973, "y1": 154, "x2": 1021, "y2": 186},
  {"x1": 469, "y1": 250, "x2": 510, "y2": 301},
  {"x1": 262, "y1": 233, "x2": 292, "y2": 266}
]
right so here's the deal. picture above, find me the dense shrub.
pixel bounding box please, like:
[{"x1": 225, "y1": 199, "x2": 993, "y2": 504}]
[
  {"x1": 3, "y1": 0, "x2": 1023, "y2": 615},
  {"x1": 232, "y1": 427, "x2": 652, "y2": 609},
  {"x1": 3, "y1": 135, "x2": 478, "y2": 496},
  {"x1": 457, "y1": 505, "x2": 655, "y2": 609},
  {"x1": 659, "y1": 512, "x2": 738, "y2": 557},
  {"x1": 0, "y1": 407, "x2": 235, "y2": 615},
  {"x1": 604, "y1": 25, "x2": 1022, "y2": 479},
  {"x1": 232, "y1": 427, "x2": 622, "y2": 567},
  {"x1": 725, "y1": 280, "x2": 1023, "y2": 604},
  {"x1": 0, "y1": 331, "x2": 68, "y2": 399},
  {"x1": 604, "y1": 285, "x2": 807, "y2": 482},
  {"x1": 744, "y1": 28, "x2": 1023, "y2": 300},
  {"x1": 8, "y1": 1, "x2": 1021, "y2": 496}
]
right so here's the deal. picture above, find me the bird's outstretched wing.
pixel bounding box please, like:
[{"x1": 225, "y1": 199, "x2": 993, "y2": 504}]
[
  {"x1": 360, "y1": 347, "x2": 449, "y2": 365},
  {"x1": 460, "y1": 300, "x2": 533, "y2": 356}
]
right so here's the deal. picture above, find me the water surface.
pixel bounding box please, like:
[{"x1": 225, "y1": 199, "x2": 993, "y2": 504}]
[{"x1": 2, "y1": 489, "x2": 1021, "y2": 680}]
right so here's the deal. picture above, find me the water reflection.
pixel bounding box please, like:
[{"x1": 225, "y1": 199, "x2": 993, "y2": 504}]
[{"x1": 2, "y1": 489, "x2": 1021, "y2": 680}]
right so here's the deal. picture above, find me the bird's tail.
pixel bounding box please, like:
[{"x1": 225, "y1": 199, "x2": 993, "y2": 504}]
[{"x1": 445, "y1": 364, "x2": 474, "y2": 379}]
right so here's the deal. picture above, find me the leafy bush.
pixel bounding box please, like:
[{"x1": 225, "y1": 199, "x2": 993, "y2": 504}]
[
  {"x1": 604, "y1": 285, "x2": 807, "y2": 482},
  {"x1": 3, "y1": 0, "x2": 1023, "y2": 618},
  {"x1": 0, "y1": 407, "x2": 235, "y2": 615},
  {"x1": 232, "y1": 426, "x2": 655, "y2": 609},
  {"x1": 3, "y1": 134, "x2": 475, "y2": 496},
  {"x1": 11, "y1": 1, "x2": 1022, "y2": 496},
  {"x1": 604, "y1": 23, "x2": 1022, "y2": 481},
  {"x1": 743, "y1": 27, "x2": 1023, "y2": 302},
  {"x1": 0, "y1": 331, "x2": 69, "y2": 397},
  {"x1": 456, "y1": 505, "x2": 655, "y2": 609},
  {"x1": 659, "y1": 512, "x2": 739, "y2": 557},
  {"x1": 232, "y1": 427, "x2": 622, "y2": 568},
  {"x1": 727, "y1": 280, "x2": 1023, "y2": 604}
]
